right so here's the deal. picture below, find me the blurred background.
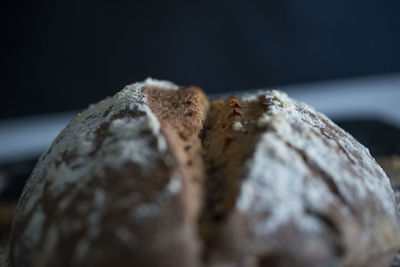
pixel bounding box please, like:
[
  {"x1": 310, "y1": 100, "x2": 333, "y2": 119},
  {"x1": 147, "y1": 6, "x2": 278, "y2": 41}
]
[
  {"x1": 2, "y1": 0, "x2": 400, "y2": 118},
  {"x1": 0, "y1": 0, "x2": 400, "y2": 235}
]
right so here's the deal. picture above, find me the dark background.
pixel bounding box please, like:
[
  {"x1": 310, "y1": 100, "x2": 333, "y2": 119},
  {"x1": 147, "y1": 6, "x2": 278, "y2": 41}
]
[{"x1": 2, "y1": 0, "x2": 400, "y2": 119}]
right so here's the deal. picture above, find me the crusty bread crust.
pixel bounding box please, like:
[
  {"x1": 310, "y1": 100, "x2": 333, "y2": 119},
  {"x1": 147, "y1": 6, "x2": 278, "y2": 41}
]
[
  {"x1": 202, "y1": 90, "x2": 400, "y2": 266},
  {"x1": 9, "y1": 80, "x2": 400, "y2": 267},
  {"x1": 10, "y1": 79, "x2": 207, "y2": 267}
]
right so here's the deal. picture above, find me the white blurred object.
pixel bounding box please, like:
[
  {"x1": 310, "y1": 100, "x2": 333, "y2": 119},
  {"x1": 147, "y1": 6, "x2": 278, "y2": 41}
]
[
  {"x1": 280, "y1": 73, "x2": 400, "y2": 127},
  {"x1": 0, "y1": 112, "x2": 75, "y2": 163},
  {"x1": 1, "y1": 73, "x2": 399, "y2": 164}
]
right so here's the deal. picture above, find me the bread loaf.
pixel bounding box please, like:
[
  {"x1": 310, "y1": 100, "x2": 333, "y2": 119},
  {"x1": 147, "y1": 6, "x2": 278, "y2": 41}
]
[{"x1": 9, "y1": 79, "x2": 400, "y2": 267}]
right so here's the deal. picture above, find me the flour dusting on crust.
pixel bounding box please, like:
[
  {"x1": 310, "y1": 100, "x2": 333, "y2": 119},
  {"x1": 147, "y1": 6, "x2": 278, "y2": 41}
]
[
  {"x1": 12, "y1": 78, "x2": 179, "y2": 264},
  {"x1": 236, "y1": 90, "x2": 398, "y2": 238}
]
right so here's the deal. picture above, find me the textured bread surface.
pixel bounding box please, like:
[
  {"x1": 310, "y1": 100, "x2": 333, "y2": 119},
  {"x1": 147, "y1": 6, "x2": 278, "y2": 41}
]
[
  {"x1": 9, "y1": 79, "x2": 400, "y2": 267},
  {"x1": 202, "y1": 91, "x2": 400, "y2": 267},
  {"x1": 10, "y1": 79, "x2": 207, "y2": 267},
  {"x1": 199, "y1": 95, "x2": 267, "y2": 263}
]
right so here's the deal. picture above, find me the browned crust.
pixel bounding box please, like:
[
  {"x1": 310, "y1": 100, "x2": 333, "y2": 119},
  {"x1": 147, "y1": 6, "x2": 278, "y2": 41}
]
[
  {"x1": 144, "y1": 86, "x2": 209, "y2": 222},
  {"x1": 10, "y1": 85, "x2": 208, "y2": 267},
  {"x1": 198, "y1": 96, "x2": 267, "y2": 263}
]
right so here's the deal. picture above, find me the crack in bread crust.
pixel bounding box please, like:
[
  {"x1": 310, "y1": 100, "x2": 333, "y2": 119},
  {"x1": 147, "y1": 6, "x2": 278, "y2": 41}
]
[{"x1": 198, "y1": 95, "x2": 266, "y2": 264}]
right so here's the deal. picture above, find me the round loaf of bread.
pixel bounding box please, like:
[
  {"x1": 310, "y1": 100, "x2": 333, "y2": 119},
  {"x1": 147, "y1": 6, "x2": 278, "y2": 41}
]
[{"x1": 9, "y1": 79, "x2": 400, "y2": 267}]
